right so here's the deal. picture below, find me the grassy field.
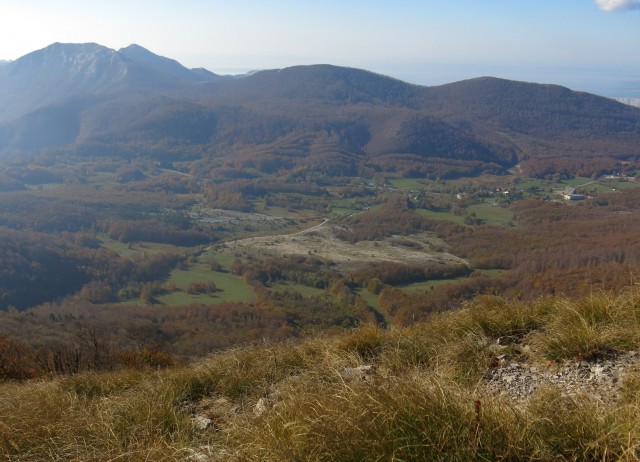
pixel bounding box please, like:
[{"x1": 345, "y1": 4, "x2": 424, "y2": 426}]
[
  {"x1": 355, "y1": 288, "x2": 380, "y2": 309},
  {"x1": 206, "y1": 248, "x2": 238, "y2": 268},
  {"x1": 388, "y1": 177, "x2": 429, "y2": 190},
  {"x1": 114, "y1": 249, "x2": 256, "y2": 306},
  {"x1": 329, "y1": 206, "x2": 359, "y2": 216},
  {"x1": 558, "y1": 176, "x2": 596, "y2": 187},
  {"x1": 597, "y1": 179, "x2": 640, "y2": 192},
  {"x1": 5, "y1": 290, "x2": 640, "y2": 460},
  {"x1": 416, "y1": 208, "x2": 466, "y2": 224},
  {"x1": 160, "y1": 262, "x2": 255, "y2": 305},
  {"x1": 329, "y1": 196, "x2": 371, "y2": 216},
  {"x1": 99, "y1": 237, "x2": 186, "y2": 258},
  {"x1": 466, "y1": 202, "x2": 514, "y2": 226}
]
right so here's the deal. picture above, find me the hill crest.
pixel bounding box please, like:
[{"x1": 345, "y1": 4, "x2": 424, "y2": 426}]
[{"x1": 0, "y1": 43, "x2": 639, "y2": 178}]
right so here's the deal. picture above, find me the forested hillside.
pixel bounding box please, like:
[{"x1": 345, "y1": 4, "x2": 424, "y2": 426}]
[{"x1": 1, "y1": 43, "x2": 639, "y2": 180}]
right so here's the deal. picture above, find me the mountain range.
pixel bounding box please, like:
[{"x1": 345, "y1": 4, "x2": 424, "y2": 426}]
[{"x1": 1, "y1": 42, "x2": 639, "y2": 178}]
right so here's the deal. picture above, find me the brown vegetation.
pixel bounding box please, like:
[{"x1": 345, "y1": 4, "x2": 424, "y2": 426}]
[
  {"x1": 3, "y1": 291, "x2": 640, "y2": 460},
  {"x1": 447, "y1": 189, "x2": 640, "y2": 298}
]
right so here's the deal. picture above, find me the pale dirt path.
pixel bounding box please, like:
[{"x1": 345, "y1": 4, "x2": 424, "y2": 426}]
[{"x1": 287, "y1": 218, "x2": 330, "y2": 236}]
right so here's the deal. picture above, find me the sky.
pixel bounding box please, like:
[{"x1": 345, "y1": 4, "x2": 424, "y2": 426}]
[{"x1": 0, "y1": 0, "x2": 638, "y2": 96}]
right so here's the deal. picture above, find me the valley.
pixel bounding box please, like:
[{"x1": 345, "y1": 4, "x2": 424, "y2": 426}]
[
  {"x1": 0, "y1": 41, "x2": 638, "y2": 375},
  {"x1": 1, "y1": 149, "x2": 640, "y2": 361}
]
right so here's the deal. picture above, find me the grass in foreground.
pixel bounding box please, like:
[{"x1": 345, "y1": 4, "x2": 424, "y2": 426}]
[{"x1": 3, "y1": 290, "x2": 640, "y2": 460}]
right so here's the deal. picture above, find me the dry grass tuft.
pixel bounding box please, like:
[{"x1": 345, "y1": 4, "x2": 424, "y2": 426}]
[{"x1": 530, "y1": 291, "x2": 640, "y2": 360}]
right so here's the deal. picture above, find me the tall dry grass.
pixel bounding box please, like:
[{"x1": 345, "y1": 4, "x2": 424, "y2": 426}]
[{"x1": 2, "y1": 290, "x2": 640, "y2": 460}]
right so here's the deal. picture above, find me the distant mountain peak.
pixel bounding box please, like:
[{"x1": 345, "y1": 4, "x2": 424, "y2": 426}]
[
  {"x1": 119, "y1": 43, "x2": 148, "y2": 53},
  {"x1": 0, "y1": 42, "x2": 220, "y2": 123},
  {"x1": 118, "y1": 44, "x2": 219, "y2": 82}
]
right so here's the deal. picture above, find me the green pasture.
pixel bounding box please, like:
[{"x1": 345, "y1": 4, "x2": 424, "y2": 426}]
[
  {"x1": 205, "y1": 249, "x2": 238, "y2": 268},
  {"x1": 355, "y1": 288, "x2": 380, "y2": 310},
  {"x1": 558, "y1": 177, "x2": 595, "y2": 187},
  {"x1": 331, "y1": 197, "x2": 362, "y2": 209},
  {"x1": 515, "y1": 178, "x2": 552, "y2": 191},
  {"x1": 416, "y1": 208, "x2": 466, "y2": 225},
  {"x1": 329, "y1": 197, "x2": 364, "y2": 215},
  {"x1": 99, "y1": 237, "x2": 186, "y2": 258},
  {"x1": 466, "y1": 203, "x2": 514, "y2": 226},
  {"x1": 162, "y1": 262, "x2": 255, "y2": 304},
  {"x1": 596, "y1": 179, "x2": 640, "y2": 192}
]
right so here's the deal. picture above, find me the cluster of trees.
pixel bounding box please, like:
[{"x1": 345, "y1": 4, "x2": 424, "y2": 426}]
[
  {"x1": 369, "y1": 155, "x2": 504, "y2": 180},
  {"x1": 103, "y1": 219, "x2": 212, "y2": 246},
  {"x1": 185, "y1": 281, "x2": 218, "y2": 294},
  {"x1": 374, "y1": 273, "x2": 507, "y2": 325},
  {"x1": 346, "y1": 261, "x2": 470, "y2": 287},
  {"x1": 315, "y1": 187, "x2": 640, "y2": 323},
  {"x1": 520, "y1": 156, "x2": 618, "y2": 179},
  {"x1": 0, "y1": 192, "x2": 97, "y2": 232},
  {"x1": 257, "y1": 288, "x2": 375, "y2": 331},
  {"x1": 132, "y1": 173, "x2": 200, "y2": 194},
  {"x1": 231, "y1": 255, "x2": 339, "y2": 289},
  {"x1": 4, "y1": 186, "x2": 640, "y2": 374},
  {"x1": 204, "y1": 182, "x2": 254, "y2": 212}
]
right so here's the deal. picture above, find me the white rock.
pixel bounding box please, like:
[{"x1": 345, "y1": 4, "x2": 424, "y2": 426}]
[
  {"x1": 340, "y1": 365, "x2": 376, "y2": 381},
  {"x1": 192, "y1": 415, "x2": 213, "y2": 430},
  {"x1": 254, "y1": 397, "x2": 269, "y2": 417}
]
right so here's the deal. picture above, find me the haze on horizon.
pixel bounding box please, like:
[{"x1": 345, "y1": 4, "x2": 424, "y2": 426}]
[{"x1": 0, "y1": 0, "x2": 639, "y2": 97}]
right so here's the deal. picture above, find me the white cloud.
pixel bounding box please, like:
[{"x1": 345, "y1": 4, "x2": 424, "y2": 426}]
[{"x1": 595, "y1": 0, "x2": 640, "y2": 11}]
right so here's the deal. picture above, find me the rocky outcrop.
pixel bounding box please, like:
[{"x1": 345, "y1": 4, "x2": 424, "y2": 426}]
[{"x1": 484, "y1": 351, "x2": 640, "y2": 403}]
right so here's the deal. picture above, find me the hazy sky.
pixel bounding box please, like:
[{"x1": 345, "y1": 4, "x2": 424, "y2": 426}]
[{"x1": 0, "y1": 0, "x2": 638, "y2": 95}]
